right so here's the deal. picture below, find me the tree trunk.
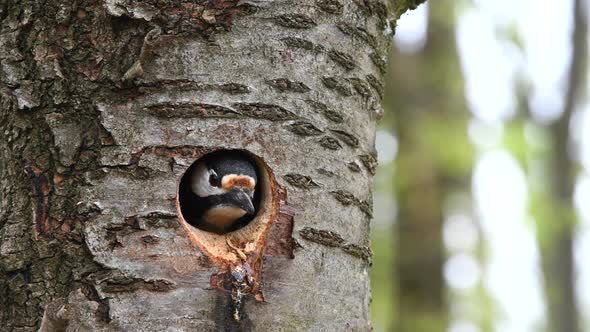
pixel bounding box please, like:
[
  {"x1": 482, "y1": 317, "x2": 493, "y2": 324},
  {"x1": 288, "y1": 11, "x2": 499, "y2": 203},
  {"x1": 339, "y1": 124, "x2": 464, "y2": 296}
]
[
  {"x1": 538, "y1": 0, "x2": 586, "y2": 331},
  {"x1": 0, "y1": 0, "x2": 408, "y2": 331},
  {"x1": 388, "y1": 1, "x2": 469, "y2": 330}
]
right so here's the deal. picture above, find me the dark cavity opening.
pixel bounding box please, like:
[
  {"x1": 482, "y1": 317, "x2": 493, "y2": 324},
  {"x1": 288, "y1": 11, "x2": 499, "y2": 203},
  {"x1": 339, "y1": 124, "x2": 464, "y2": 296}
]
[{"x1": 179, "y1": 150, "x2": 262, "y2": 234}]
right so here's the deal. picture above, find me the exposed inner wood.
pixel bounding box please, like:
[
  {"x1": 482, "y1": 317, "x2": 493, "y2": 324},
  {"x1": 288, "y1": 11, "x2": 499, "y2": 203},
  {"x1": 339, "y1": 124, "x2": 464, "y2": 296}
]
[{"x1": 176, "y1": 152, "x2": 280, "y2": 266}]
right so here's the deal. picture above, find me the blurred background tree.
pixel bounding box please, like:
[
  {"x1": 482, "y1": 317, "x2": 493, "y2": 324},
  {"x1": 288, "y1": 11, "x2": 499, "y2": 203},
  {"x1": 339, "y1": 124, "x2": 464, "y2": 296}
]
[
  {"x1": 389, "y1": 0, "x2": 472, "y2": 331},
  {"x1": 371, "y1": 0, "x2": 590, "y2": 331},
  {"x1": 535, "y1": 0, "x2": 586, "y2": 331}
]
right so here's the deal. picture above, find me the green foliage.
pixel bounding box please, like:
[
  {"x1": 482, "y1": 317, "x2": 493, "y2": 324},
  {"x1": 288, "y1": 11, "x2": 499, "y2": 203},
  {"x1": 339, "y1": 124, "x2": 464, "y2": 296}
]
[
  {"x1": 502, "y1": 120, "x2": 528, "y2": 167},
  {"x1": 370, "y1": 227, "x2": 396, "y2": 331},
  {"x1": 528, "y1": 181, "x2": 577, "y2": 249},
  {"x1": 420, "y1": 116, "x2": 474, "y2": 177}
]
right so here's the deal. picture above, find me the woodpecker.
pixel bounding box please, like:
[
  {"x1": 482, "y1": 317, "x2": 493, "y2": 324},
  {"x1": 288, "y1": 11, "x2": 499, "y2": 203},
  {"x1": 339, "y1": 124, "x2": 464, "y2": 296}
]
[{"x1": 183, "y1": 152, "x2": 258, "y2": 234}]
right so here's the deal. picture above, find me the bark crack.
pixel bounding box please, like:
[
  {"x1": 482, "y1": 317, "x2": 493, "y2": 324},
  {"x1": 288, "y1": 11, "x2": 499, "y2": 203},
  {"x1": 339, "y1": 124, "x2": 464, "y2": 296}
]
[{"x1": 299, "y1": 227, "x2": 372, "y2": 265}]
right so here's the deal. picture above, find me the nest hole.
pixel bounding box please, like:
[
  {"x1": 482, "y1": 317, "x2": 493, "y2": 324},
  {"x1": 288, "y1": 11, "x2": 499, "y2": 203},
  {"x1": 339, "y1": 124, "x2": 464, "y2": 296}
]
[
  {"x1": 178, "y1": 150, "x2": 262, "y2": 233},
  {"x1": 176, "y1": 149, "x2": 280, "y2": 265}
]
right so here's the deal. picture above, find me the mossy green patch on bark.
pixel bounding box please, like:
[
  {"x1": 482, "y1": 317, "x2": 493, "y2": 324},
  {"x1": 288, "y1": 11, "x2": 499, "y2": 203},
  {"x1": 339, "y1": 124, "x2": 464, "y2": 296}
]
[{"x1": 392, "y1": 0, "x2": 427, "y2": 18}]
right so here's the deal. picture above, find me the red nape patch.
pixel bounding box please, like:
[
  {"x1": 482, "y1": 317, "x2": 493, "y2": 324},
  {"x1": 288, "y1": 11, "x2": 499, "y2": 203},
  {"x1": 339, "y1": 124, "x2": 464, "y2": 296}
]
[{"x1": 222, "y1": 175, "x2": 255, "y2": 191}]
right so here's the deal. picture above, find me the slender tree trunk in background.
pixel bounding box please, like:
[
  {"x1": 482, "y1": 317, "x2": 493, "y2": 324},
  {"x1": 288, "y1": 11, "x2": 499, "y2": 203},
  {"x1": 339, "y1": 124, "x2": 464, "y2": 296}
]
[
  {"x1": 0, "y1": 1, "x2": 413, "y2": 330},
  {"x1": 539, "y1": 0, "x2": 586, "y2": 331},
  {"x1": 388, "y1": 1, "x2": 469, "y2": 330}
]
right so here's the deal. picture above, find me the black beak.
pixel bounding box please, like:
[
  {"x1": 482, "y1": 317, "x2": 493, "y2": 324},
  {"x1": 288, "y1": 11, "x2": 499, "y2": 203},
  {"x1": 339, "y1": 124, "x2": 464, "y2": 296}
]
[{"x1": 228, "y1": 187, "x2": 255, "y2": 215}]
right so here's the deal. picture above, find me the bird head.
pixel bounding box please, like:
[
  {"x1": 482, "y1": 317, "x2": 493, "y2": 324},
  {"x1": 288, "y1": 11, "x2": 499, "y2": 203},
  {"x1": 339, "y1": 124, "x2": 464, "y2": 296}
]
[{"x1": 190, "y1": 153, "x2": 258, "y2": 233}]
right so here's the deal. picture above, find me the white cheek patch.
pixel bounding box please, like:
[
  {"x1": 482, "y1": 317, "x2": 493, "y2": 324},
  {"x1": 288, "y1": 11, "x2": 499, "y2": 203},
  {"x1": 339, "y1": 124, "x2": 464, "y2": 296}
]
[
  {"x1": 204, "y1": 206, "x2": 247, "y2": 230},
  {"x1": 190, "y1": 162, "x2": 225, "y2": 197}
]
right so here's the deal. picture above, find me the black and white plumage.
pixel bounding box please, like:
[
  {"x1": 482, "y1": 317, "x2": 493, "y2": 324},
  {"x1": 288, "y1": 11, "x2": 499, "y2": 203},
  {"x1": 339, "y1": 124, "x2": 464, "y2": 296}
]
[{"x1": 180, "y1": 152, "x2": 259, "y2": 234}]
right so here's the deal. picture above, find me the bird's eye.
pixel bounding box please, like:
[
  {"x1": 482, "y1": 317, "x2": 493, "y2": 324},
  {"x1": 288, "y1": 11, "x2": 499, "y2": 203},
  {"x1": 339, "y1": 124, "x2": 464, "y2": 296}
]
[{"x1": 209, "y1": 172, "x2": 220, "y2": 187}]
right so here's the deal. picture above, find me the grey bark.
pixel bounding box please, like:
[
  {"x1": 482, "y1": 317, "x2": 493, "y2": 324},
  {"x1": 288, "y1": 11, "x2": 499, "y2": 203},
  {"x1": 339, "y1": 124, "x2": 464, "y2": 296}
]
[{"x1": 0, "y1": 1, "x2": 403, "y2": 331}]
